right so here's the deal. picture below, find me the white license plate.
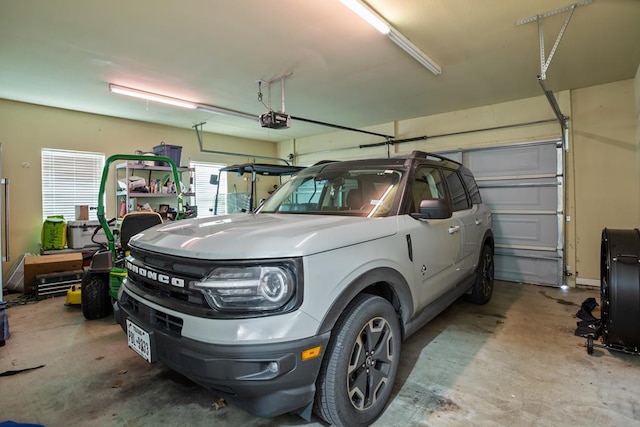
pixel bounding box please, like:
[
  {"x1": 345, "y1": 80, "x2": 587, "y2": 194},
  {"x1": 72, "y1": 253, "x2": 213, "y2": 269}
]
[{"x1": 127, "y1": 319, "x2": 152, "y2": 362}]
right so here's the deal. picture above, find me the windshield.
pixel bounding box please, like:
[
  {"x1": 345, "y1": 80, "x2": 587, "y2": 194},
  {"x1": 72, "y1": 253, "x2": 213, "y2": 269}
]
[{"x1": 258, "y1": 165, "x2": 403, "y2": 217}]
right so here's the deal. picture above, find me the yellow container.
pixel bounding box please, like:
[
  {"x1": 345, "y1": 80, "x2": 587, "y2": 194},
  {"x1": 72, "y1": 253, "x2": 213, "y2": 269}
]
[{"x1": 66, "y1": 284, "x2": 82, "y2": 305}]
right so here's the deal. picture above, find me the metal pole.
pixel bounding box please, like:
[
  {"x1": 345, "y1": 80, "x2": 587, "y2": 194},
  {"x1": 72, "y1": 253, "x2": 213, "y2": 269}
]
[
  {"x1": 281, "y1": 77, "x2": 286, "y2": 113},
  {"x1": 193, "y1": 123, "x2": 291, "y2": 165},
  {"x1": 294, "y1": 118, "x2": 558, "y2": 160},
  {"x1": 0, "y1": 143, "x2": 8, "y2": 302}
]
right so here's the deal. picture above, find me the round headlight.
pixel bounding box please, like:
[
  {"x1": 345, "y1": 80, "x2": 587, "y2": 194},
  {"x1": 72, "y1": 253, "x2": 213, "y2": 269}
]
[{"x1": 258, "y1": 267, "x2": 291, "y2": 303}]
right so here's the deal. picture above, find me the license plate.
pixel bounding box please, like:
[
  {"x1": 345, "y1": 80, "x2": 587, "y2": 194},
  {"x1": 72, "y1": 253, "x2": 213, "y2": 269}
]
[{"x1": 127, "y1": 319, "x2": 152, "y2": 362}]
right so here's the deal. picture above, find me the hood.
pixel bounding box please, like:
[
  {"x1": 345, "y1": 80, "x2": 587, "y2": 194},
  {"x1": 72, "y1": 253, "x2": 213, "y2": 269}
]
[{"x1": 128, "y1": 213, "x2": 398, "y2": 260}]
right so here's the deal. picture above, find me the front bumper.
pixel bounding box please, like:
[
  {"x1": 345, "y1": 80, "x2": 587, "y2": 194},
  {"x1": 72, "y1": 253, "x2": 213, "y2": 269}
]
[{"x1": 115, "y1": 288, "x2": 330, "y2": 418}]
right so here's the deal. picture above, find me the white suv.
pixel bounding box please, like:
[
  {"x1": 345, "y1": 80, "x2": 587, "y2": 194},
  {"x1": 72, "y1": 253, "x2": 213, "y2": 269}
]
[{"x1": 115, "y1": 151, "x2": 494, "y2": 427}]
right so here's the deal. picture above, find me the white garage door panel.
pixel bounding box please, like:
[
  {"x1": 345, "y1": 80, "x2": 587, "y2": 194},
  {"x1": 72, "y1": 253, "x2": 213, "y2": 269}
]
[
  {"x1": 480, "y1": 182, "x2": 558, "y2": 211},
  {"x1": 465, "y1": 144, "x2": 558, "y2": 178},
  {"x1": 494, "y1": 248, "x2": 562, "y2": 285},
  {"x1": 492, "y1": 214, "x2": 558, "y2": 249},
  {"x1": 438, "y1": 140, "x2": 564, "y2": 286}
]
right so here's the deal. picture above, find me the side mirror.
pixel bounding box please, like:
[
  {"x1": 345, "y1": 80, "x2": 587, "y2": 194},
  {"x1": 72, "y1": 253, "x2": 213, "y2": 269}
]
[{"x1": 411, "y1": 199, "x2": 453, "y2": 220}]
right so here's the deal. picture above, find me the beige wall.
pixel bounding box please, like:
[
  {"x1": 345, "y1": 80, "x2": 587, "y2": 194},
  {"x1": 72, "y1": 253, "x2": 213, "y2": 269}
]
[
  {"x1": 0, "y1": 99, "x2": 276, "y2": 273},
  {"x1": 636, "y1": 65, "x2": 640, "y2": 223},
  {"x1": 571, "y1": 79, "x2": 639, "y2": 284},
  {"x1": 280, "y1": 80, "x2": 638, "y2": 286}
]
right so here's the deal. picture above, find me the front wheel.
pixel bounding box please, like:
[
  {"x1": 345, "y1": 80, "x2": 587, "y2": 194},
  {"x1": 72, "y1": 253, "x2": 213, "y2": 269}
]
[
  {"x1": 466, "y1": 244, "x2": 494, "y2": 305},
  {"x1": 314, "y1": 294, "x2": 401, "y2": 427}
]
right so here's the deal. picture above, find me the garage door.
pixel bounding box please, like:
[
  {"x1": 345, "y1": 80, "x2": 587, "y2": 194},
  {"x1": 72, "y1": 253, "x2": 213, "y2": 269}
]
[{"x1": 439, "y1": 139, "x2": 564, "y2": 287}]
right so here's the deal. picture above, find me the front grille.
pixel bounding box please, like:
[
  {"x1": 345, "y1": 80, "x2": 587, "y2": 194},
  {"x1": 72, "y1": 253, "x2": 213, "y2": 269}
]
[
  {"x1": 125, "y1": 246, "x2": 304, "y2": 319},
  {"x1": 120, "y1": 291, "x2": 183, "y2": 335},
  {"x1": 152, "y1": 310, "x2": 183, "y2": 334},
  {"x1": 125, "y1": 248, "x2": 210, "y2": 314}
]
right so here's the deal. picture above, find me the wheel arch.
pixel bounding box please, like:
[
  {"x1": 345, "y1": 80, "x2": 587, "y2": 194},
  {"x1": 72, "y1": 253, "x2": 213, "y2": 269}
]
[
  {"x1": 482, "y1": 230, "x2": 494, "y2": 253},
  {"x1": 317, "y1": 267, "x2": 414, "y2": 339}
]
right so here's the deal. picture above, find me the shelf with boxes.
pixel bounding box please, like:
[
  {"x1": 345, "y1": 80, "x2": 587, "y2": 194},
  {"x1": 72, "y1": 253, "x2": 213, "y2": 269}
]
[{"x1": 115, "y1": 162, "x2": 196, "y2": 220}]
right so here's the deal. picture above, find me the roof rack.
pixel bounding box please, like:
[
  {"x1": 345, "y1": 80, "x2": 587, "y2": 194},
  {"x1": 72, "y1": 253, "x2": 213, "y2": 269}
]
[
  {"x1": 407, "y1": 150, "x2": 462, "y2": 165},
  {"x1": 311, "y1": 160, "x2": 338, "y2": 166}
]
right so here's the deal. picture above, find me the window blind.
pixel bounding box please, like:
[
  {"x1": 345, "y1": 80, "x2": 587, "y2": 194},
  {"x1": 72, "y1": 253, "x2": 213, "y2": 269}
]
[
  {"x1": 189, "y1": 161, "x2": 227, "y2": 218},
  {"x1": 41, "y1": 149, "x2": 105, "y2": 221}
]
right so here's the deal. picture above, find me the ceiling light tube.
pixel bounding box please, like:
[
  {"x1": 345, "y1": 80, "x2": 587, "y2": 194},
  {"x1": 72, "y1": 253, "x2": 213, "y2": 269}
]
[
  {"x1": 340, "y1": 0, "x2": 390, "y2": 34},
  {"x1": 339, "y1": 0, "x2": 441, "y2": 75},
  {"x1": 387, "y1": 29, "x2": 442, "y2": 75},
  {"x1": 109, "y1": 84, "x2": 197, "y2": 109},
  {"x1": 109, "y1": 83, "x2": 257, "y2": 121}
]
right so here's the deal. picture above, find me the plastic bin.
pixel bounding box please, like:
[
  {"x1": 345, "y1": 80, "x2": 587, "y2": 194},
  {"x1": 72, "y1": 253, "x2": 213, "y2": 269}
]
[{"x1": 153, "y1": 142, "x2": 182, "y2": 167}]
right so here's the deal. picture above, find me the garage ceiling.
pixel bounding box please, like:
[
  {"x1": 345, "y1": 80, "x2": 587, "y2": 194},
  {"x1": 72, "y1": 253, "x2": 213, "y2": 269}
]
[{"x1": 1, "y1": 0, "x2": 638, "y2": 142}]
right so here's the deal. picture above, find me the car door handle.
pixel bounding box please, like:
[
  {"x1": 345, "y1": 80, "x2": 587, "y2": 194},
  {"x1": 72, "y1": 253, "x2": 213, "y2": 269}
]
[
  {"x1": 448, "y1": 225, "x2": 460, "y2": 234},
  {"x1": 475, "y1": 219, "x2": 482, "y2": 225}
]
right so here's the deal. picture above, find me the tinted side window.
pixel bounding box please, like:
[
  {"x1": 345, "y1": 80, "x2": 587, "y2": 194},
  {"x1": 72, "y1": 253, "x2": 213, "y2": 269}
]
[
  {"x1": 442, "y1": 169, "x2": 470, "y2": 211},
  {"x1": 460, "y1": 168, "x2": 482, "y2": 204}
]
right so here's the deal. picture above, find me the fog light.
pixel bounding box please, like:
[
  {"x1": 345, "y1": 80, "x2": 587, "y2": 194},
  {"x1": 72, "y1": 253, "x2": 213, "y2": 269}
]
[{"x1": 267, "y1": 361, "x2": 279, "y2": 373}]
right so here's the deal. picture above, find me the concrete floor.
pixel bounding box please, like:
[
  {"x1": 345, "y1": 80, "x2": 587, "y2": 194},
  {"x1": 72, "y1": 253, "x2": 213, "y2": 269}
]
[{"x1": 1, "y1": 281, "x2": 639, "y2": 427}]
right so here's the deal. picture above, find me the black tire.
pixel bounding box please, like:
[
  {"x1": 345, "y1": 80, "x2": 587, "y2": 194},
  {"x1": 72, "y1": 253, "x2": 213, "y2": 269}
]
[
  {"x1": 81, "y1": 271, "x2": 112, "y2": 320},
  {"x1": 314, "y1": 294, "x2": 401, "y2": 427},
  {"x1": 466, "y1": 244, "x2": 494, "y2": 305},
  {"x1": 587, "y1": 337, "x2": 594, "y2": 355}
]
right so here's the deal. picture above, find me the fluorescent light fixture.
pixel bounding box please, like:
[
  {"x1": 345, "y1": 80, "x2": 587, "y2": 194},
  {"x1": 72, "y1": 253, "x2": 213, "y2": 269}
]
[
  {"x1": 109, "y1": 84, "x2": 197, "y2": 109},
  {"x1": 340, "y1": 0, "x2": 389, "y2": 34},
  {"x1": 339, "y1": 0, "x2": 442, "y2": 75},
  {"x1": 109, "y1": 83, "x2": 257, "y2": 121},
  {"x1": 387, "y1": 29, "x2": 441, "y2": 75}
]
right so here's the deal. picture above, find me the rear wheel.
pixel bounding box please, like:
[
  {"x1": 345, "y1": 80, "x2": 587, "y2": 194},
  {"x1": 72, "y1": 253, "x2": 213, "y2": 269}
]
[
  {"x1": 314, "y1": 294, "x2": 401, "y2": 427},
  {"x1": 466, "y1": 244, "x2": 494, "y2": 305},
  {"x1": 81, "y1": 271, "x2": 112, "y2": 320}
]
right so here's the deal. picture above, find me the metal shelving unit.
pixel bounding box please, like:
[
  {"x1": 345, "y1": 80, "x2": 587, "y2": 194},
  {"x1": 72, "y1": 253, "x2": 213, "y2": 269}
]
[{"x1": 115, "y1": 162, "x2": 195, "y2": 219}]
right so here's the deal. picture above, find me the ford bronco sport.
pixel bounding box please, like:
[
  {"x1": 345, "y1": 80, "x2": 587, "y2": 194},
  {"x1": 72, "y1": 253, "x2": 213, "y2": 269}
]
[{"x1": 115, "y1": 150, "x2": 494, "y2": 427}]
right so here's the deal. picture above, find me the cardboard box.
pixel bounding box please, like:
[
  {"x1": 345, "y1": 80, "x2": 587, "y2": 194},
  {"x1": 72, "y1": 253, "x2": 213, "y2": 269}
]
[
  {"x1": 23, "y1": 253, "x2": 83, "y2": 295},
  {"x1": 75, "y1": 205, "x2": 89, "y2": 220}
]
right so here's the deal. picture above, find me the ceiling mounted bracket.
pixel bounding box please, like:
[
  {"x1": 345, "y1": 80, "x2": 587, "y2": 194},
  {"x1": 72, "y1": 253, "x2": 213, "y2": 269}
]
[
  {"x1": 258, "y1": 73, "x2": 293, "y2": 113},
  {"x1": 516, "y1": 0, "x2": 594, "y2": 80}
]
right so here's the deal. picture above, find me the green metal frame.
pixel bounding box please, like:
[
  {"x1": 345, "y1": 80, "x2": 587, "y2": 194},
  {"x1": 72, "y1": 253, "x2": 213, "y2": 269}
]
[{"x1": 97, "y1": 154, "x2": 185, "y2": 259}]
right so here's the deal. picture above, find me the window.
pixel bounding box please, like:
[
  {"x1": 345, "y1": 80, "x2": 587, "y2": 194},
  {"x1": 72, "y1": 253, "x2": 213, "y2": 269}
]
[
  {"x1": 460, "y1": 168, "x2": 482, "y2": 204},
  {"x1": 260, "y1": 168, "x2": 401, "y2": 217},
  {"x1": 41, "y1": 149, "x2": 105, "y2": 221},
  {"x1": 441, "y1": 169, "x2": 471, "y2": 211},
  {"x1": 189, "y1": 161, "x2": 227, "y2": 218}
]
